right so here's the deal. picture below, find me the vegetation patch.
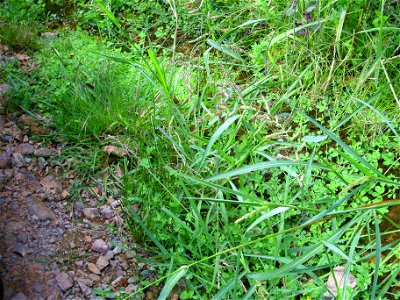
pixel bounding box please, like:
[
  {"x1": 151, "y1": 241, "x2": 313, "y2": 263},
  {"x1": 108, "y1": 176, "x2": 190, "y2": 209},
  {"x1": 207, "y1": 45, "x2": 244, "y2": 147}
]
[{"x1": 1, "y1": 0, "x2": 399, "y2": 298}]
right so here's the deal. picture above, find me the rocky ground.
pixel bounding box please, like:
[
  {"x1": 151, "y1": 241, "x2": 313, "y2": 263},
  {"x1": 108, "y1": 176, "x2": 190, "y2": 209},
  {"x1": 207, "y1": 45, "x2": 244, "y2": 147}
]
[{"x1": 0, "y1": 113, "x2": 159, "y2": 300}]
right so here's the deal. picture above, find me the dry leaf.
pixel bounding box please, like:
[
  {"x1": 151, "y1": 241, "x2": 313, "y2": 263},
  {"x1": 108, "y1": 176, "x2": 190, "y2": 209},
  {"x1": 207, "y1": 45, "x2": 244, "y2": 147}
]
[
  {"x1": 115, "y1": 165, "x2": 123, "y2": 178},
  {"x1": 102, "y1": 145, "x2": 128, "y2": 157},
  {"x1": 325, "y1": 266, "x2": 357, "y2": 298}
]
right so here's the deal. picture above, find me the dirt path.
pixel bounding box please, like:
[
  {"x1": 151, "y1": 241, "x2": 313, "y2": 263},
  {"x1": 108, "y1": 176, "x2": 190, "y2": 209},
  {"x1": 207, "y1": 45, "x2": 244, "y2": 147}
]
[{"x1": 0, "y1": 113, "x2": 158, "y2": 299}]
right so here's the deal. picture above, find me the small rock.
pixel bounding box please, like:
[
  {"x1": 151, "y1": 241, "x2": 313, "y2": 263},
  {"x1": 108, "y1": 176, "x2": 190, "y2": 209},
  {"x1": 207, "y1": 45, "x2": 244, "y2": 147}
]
[
  {"x1": 125, "y1": 284, "x2": 139, "y2": 293},
  {"x1": 75, "y1": 277, "x2": 93, "y2": 287},
  {"x1": 11, "y1": 292, "x2": 28, "y2": 300},
  {"x1": 32, "y1": 282, "x2": 45, "y2": 293},
  {"x1": 11, "y1": 153, "x2": 25, "y2": 167},
  {"x1": 4, "y1": 286, "x2": 15, "y2": 299},
  {"x1": 141, "y1": 269, "x2": 154, "y2": 278},
  {"x1": 75, "y1": 260, "x2": 84, "y2": 268},
  {"x1": 113, "y1": 247, "x2": 122, "y2": 254},
  {"x1": 56, "y1": 272, "x2": 74, "y2": 291},
  {"x1": 87, "y1": 263, "x2": 101, "y2": 275},
  {"x1": 26, "y1": 195, "x2": 56, "y2": 221},
  {"x1": 60, "y1": 190, "x2": 70, "y2": 199},
  {"x1": 83, "y1": 208, "x2": 99, "y2": 219},
  {"x1": 73, "y1": 201, "x2": 84, "y2": 217},
  {"x1": 111, "y1": 200, "x2": 120, "y2": 208},
  {"x1": 16, "y1": 233, "x2": 28, "y2": 243},
  {"x1": 11, "y1": 125, "x2": 22, "y2": 140},
  {"x1": 105, "y1": 250, "x2": 114, "y2": 260},
  {"x1": 87, "y1": 274, "x2": 101, "y2": 282},
  {"x1": 111, "y1": 275, "x2": 128, "y2": 288},
  {"x1": 14, "y1": 143, "x2": 35, "y2": 155},
  {"x1": 116, "y1": 269, "x2": 126, "y2": 278},
  {"x1": 14, "y1": 172, "x2": 25, "y2": 181},
  {"x1": 91, "y1": 239, "x2": 109, "y2": 254},
  {"x1": 38, "y1": 157, "x2": 47, "y2": 169},
  {"x1": 96, "y1": 255, "x2": 110, "y2": 271},
  {"x1": 120, "y1": 261, "x2": 129, "y2": 271},
  {"x1": 40, "y1": 175, "x2": 62, "y2": 193},
  {"x1": 100, "y1": 206, "x2": 113, "y2": 219},
  {"x1": 128, "y1": 276, "x2": 138, "y2": 284},
  {"x1": 78, "y1": 282, "x2": 91, "y2": 295},
  {"x1": 34, "y1": 148, "x2": 53, "y2": 157},
  {"x1": 14, "y1": 243, "x2": 30, "y2": 257},
  {"x1": 0, "y1": 152, "x2": 11, "y2": 168},
  {"x1": 8, "y1": 221, "x2": 24, "y2": 232},
  {"x1": 170, "y1": 293, "x2": 179, "y2": 300}
]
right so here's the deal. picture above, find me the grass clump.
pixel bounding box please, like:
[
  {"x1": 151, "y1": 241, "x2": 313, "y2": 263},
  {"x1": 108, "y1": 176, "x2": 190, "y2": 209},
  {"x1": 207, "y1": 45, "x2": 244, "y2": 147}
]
[{"x1": 0, "y1": 22, "x2": 41, "y2": 51}]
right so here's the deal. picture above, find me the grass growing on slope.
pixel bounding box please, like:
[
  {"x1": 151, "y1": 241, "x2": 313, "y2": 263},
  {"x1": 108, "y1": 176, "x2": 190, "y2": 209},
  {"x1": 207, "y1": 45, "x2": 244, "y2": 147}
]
[
  {"x1": 2, "y1": 0, "x2": 399, "y2": 298},
  {"x1": 117, "y1": 1, "x2": 400, "y2": 298}
]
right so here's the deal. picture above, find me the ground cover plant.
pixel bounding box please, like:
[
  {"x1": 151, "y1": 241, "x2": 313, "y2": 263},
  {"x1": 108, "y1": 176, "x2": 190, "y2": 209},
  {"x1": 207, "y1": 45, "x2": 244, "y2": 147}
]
[{"x1": 1, "y1": 0, "x2": 400, "y2": 299}]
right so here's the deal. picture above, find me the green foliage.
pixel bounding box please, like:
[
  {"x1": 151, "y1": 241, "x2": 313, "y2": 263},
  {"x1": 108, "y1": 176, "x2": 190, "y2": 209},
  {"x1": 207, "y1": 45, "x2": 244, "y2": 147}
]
[
  {"x1": 0, "y1": 22, "x2": 42, "y2": 51},
  {"x1": 3, "y1": 0, "x2": 400, "y2": 298},
  {"x1": 0, "y1": 0, "x2": 45, "y2": 21}
]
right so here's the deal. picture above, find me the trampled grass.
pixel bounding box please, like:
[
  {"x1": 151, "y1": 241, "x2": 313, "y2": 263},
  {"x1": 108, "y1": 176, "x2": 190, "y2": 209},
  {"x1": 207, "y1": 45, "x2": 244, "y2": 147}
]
[{"x1": 1, "y1": 0, "x2": 399, "y2": 298}]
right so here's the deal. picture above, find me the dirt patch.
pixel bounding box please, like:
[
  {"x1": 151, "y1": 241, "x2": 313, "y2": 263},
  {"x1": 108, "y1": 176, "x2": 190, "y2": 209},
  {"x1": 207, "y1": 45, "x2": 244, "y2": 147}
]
[{"x1": 0, "y1": 113, "x2": 158, "y2": 299}]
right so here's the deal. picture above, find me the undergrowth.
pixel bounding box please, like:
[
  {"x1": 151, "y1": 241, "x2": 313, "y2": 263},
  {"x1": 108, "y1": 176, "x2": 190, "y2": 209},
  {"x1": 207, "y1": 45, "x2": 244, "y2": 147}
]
[{"x1": 1, "y1": 0, "x2": 400, "y2": 299}]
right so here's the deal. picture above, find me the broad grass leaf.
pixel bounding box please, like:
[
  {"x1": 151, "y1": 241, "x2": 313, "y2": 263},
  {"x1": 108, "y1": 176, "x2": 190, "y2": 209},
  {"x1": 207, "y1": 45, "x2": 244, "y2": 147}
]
[
  {"x1": 302, "y1": 135, "x2": 328, "y2": 143},
  {"x1": 159, "y1": 266, "x2": 188, "y2": 300},
  {"x1": 205, "y1": 160, "x2": 302, "y2": 182},
  {"x1": 246, "y1": 207, "x2": 290, "y2": 233},
  {"x1": 197, "y1": 115, "x2": 240, "y2": 171},
  {"x1": 207, "y1": 39, "x2": 246, "y2": 63},
  {"x1": 322, "y1": 241, "x2": 353, "y2": 262}
]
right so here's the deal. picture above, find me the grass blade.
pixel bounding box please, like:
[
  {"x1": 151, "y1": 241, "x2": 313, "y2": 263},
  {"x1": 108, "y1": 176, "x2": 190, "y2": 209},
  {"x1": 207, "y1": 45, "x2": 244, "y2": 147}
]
[
  {"x1": 93, "y1": 0, "x2": 121, "y2": 29},
  {"x1": 322, "y1": 241, "x2": 352, "y2": 262},
  {"x1": 246, "y1": 207, "x2": 290, "y2": 233},
  {"x1": 197, "y1": 115, "x2": 240, "y2": 171},
  {"x1": 207, "y1": 39, "x2": 246, "y2": 63},
  {"x1": 371, "y1": 210, "x2": 381, "y2": 299},
  {"x1": 159, "y1": 266, "x2": 188, "y2": 300},
  {"x1": 295, "y1": 108, "x2": 384, "y2": 178},
  {"x1": 205, "y1": 160, "x2": 325, "y2": 182}
]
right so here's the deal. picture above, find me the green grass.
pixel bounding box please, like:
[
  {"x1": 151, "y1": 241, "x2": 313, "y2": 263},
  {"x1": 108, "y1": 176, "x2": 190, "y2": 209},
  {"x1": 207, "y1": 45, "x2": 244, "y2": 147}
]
[
  {"x1": 0, "y1": 22, "x2": 41, "y2": 51},
  {"x1": 1, "y1": 0, "x2": 400, "y2": 299}
]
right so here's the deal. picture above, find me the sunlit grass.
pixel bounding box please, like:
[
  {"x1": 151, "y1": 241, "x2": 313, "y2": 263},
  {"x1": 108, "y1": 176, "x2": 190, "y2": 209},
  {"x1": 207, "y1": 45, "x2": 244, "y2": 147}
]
[{"x1": 2, "y1": 0, "x2": 399, "y2": 298}]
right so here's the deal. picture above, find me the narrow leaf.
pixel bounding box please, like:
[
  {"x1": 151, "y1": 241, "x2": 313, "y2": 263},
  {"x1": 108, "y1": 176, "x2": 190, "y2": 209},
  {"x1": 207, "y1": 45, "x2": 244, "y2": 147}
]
[
  {"x1": 198, "y1": 115, "x2": 240, "y2": 171},
  {"x1": 159, "y1": 266, "x2": 188, "y2": 300},
  {"x1": 322, "y1": 241, "x2": 353, "y2": 262},
  {"x1": 302, "y1": 135, "x2": 328, "y2": 143},
  {"x1": 207, "y1": 39, "x2": 246, "y2": 62},
  {"x1": 246, "y1": 207, "x2": 290, "y2": 233},
  {"x1": 93, "y1": 0, "x2": 121, "y2": 28}
]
